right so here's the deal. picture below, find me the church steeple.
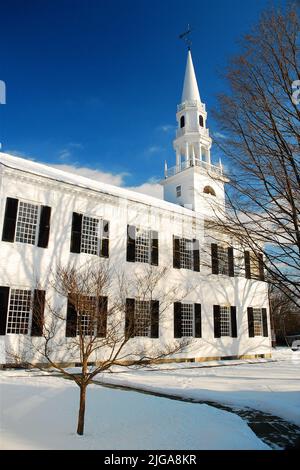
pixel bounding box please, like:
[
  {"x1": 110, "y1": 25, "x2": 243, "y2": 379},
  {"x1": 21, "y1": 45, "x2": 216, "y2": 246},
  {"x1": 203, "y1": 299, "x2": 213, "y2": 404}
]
[
  {"x1": 160, "y1": 49, "x2": 226, "y2": 216},
  {"x1": 181, "y1": 50, "x2": 201, "y2": 103}
]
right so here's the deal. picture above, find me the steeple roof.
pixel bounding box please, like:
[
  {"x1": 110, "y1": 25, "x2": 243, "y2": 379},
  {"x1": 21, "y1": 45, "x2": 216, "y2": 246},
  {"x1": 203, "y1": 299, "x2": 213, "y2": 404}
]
[{"x1": 181, "y1": 50, "x2": 201, "y2": 103}]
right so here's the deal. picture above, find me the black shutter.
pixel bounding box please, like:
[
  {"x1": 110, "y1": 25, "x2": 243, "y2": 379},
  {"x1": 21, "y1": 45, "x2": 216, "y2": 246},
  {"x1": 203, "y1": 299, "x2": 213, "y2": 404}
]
[
  {"x1": 230, "y1": 306, "x2": 237, "y2": 338},
  {"x1": 213, "y1": 305, "x2": 221, "y2": 338},
  {"x1": 150, "y1": 300, "x2": 159, "y2": 338},
  {"x1": 193, "y1": 239, "x2": 200, "y2": 272},
  {"x1": 0, "y1": 286, "x2": 10, "y2": 335},
  {"x1": 31, "y1": 289, "x2": 45, "y2": 336},
  {"x1": 126, "y1": 225, "x2": 136, "y2": 262},
  {"x1": 66, "y1": 297, "x2": 77, "y2": 337},
  {"x1": 173, "y1": 236, "x2": 181, "y2": 269},
  {"x1": 262, "y1": 308, "x2": 268, "y2": 337},
  {"x1": 37, "y1": 206, "x2": 51, "y2": 248},
  {"x1": 151, "y1": 231, "x2": 159, "y2": 266},
  {"x1": 194, "y1": 303, "x2": 202, "y2": 338},
  {"x1": 258, "y1": 253, "x2": 265, "y2": 281},
  {"x1": 247, "y1": 307, "x2": 255, "y2": 337},
  {"x1": 228, "y1": 247, "x2": 235, "y2": 277},
  {"x1": 125, "y1": 298, "x2": 135, "y2": 339},
  {"x1": 100, "y1": 220, "x2": 109, "y2": 258},
  {"x1": 211, "y1": 244, "x2": 219, "y2": 274},
  {"x1": 97, "y1": 296, "x2": 108, "y2": 337},
  {"x1": 70, "y1": 212, "x2": 82, "y2": 253},
  {"x1": 2, "y1": 197, "x2": 18, "y2": 242},
  {"x1": 174, "y1": 302, "x2": 182, "y2": 338},
  {"x1": 244, "y1": 251, "x2": 251, "y2": 279}
]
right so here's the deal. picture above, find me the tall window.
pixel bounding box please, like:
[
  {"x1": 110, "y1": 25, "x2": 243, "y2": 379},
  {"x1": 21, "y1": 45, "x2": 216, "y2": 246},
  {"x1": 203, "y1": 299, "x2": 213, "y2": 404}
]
[
  {"x1": 179, "y1": 238, "x2": 194, "y2": 270},
  {"x1": 218, "y1": 246, "x2": 229, "y2": 275},
  {"x1": 81, "y1": 215, "x2": 101, "y2": 255},
  {"x1": 181, "y1": 303, "x2": 194, "y2": 337},
  {"x1": 126, "y1": 225, "x2": 158, "y2": 266},
  {"x1": 180, "y1": 116, "x2": 185, "y2": 128},
  {"x1": 199, "y1": 115, "x2": 204, "y2": 127},
  {"x1": 253, "y1": 308, "x2": 263, "y2": 336},
  {"x1": 76, "y1": 296, "x2": 97, "y2": 336},
  {"x1": 2, "y1": 198, "x2": 52, "y2": 248},
  {"x1": 135, "y1": 300, "x2": 151, "y2": 337},
  {"x1": 135, "y1": 228, "x2": 151, "y2": 264},
  {"x1": 174, "y1": 302, "x2": 201, "y2": 338},
  {"x1": 211, "y1": 244, "x2": 234, "y2": 277},
  {"x1": 70, "y1": 212, "x2": 109, "y2": 258},
  {"x1": 15, "y1": 202, "x2": 39, "y2": 245},
  {"x1": 220, "y1": 306, "x2": 232, "y2": 336},
  {"x1": 6, "y1": 289, "x2": 32, "y2": 334},
  {"x1": 250, "y1": 253, "x2": 261, "y2": 278},
  {"x1": 173, "y1": 236, "x2": 200, "y2": 272}
]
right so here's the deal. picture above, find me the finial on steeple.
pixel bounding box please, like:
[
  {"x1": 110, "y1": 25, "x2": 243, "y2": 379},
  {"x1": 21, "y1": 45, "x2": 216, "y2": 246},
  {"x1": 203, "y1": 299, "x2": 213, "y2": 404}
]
[{"x1": 179, "y1": 24, "x2": 192, "y2": 50}]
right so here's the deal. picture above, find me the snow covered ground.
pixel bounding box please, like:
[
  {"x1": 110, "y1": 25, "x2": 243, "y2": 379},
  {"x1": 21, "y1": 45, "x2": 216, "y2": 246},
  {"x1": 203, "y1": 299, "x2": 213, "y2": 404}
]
[
  {"x1": 96, "y1": 348, "x2": 300, "y2": 427},
  {"x1": 0, "y1": 348, "x2": 299, "y2": 450},
  {"x1": 0, "y1": 372, "x2": 268, "y2": 450}
]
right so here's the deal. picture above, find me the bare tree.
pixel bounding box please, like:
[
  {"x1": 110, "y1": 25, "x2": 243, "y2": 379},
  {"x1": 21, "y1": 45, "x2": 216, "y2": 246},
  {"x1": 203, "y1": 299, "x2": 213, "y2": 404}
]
[
  {"x1": 7, "y1": 261, "x2": 194, "y2": 435},
  {"x1": 269, "y1": 284, "x2": 300, "y2": 345},
  {"x1": 209, "y1": 3, "x2": 300, "y2": 306}
]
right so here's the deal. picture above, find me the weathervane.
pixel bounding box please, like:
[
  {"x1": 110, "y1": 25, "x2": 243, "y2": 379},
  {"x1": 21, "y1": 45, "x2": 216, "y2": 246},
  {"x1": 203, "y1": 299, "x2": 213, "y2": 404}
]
[{"x1": 179, "y1": 24, "x2": 192, "y2": 50}]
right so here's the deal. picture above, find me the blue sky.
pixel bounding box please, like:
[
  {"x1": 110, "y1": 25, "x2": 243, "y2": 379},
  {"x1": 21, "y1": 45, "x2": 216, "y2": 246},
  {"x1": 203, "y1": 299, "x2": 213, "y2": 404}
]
[{"x1": 0, "y1": 0, "x2": 284, "y2": 194}]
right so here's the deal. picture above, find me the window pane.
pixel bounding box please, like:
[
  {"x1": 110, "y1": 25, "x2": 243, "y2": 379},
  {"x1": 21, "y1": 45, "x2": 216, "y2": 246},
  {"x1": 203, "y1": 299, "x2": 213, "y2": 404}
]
[
  {"x1": 7, "y1": 289, "x2": 31, "y2": 334},
  {"x1": 253, "y1": 308, "x2": 263, "y2": 336},
  {"x1": 218, "y1": 246, "x2": 229, "y2": 275},
  {"x1": 180, "y1": 238, "x2": 193, "y2": 270},
  {"x1": 81, "y1": 216, "x2": 101, "y2": 255},
  {"x1": 181, "y1": 303, "x2": 194, "y2": 337},
  {"x1": 77, "y1": 296, "x2": 97, "y2": 336},
  {"x1": 15, "y1": 202, "x2": 39, "y2": 245},
  {"x1": 220, "y1": 306, "x2": 231, "y2": 336},
  {"x1": 135, "y1": 300, "x2": 151, "y2": 337},
  {"x1": 135, "y1": 228, "x2": 151, "y2": 264}
]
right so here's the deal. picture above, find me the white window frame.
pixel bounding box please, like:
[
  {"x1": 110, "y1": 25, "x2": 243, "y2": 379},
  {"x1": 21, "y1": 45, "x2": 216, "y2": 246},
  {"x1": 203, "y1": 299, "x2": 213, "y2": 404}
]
[
  {"x1": 15, "y1": 200, "x2": 41, "y2": 246},
  {"x1": 134, "y1": 300, "x2": 151, "y2": 337},
  {"x1": 80, "y1": 214, "x2": 108, "y2": 256},
  {"x1": 76, "y1": 295, "x2": 97, "y2": 336},
  {"x1": 6, "y1": 288, "x2": 33, "y2": 335},
  {"x1": 218, "y1": 245, "x2": 229, "y2": 276},
  {"x1": 220, "y1": 306, "x2": 232, "y2": 337},
  {"x1": 135, "y1": 227, "x2": 152, "y2": 264},
  {"x1": 181, "y1": 302, "x2": 195, "y2": 337},
  {"x1": 179, "y1": 238, "x2": 193, "y2": 270},
  {"x1": 253, "y1": 308, "x2": 263, "y2": 336}
]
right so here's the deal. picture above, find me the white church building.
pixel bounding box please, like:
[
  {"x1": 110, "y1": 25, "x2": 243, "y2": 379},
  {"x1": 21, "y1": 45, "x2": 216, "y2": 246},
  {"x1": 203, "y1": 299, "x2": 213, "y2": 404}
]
[{"x1": 0, "y1": 50, "x2": 271, "y2": 366}]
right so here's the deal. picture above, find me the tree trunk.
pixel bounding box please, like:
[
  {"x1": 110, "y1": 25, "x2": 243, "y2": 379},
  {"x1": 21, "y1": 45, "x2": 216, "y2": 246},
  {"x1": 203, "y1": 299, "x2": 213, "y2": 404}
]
[{"x1": 77, "y1": 384, "x2": 87, "y2": 435}]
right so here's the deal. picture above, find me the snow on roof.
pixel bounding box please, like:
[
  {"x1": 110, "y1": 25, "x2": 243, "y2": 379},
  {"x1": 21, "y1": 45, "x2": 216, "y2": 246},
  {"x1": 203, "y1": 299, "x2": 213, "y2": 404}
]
[{"x1": 0, "y1": 152, "x2": 196, "y2": 217}]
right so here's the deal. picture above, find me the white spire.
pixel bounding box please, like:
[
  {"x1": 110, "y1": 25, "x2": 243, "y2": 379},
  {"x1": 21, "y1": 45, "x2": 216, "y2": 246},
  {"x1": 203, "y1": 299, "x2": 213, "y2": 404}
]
[{"x1": 181, "y1": 50, "x2": 201, "y2": 103}]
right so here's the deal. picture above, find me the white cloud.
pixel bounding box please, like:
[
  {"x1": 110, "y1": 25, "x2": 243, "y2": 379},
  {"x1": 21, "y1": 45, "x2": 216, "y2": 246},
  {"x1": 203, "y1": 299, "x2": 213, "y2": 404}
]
[
  {"x1": 146, "y1": 145, "x2": 164, "y2": 155},
  {"x1": 128, "y1": 182, "x2": 163, "y2": 199},
  {"x1": 158, "y1": 124, "x2": 175, "y2": 133},
  {"x1": 51, "y1": 163, "x2": 129, "y2": 187}
]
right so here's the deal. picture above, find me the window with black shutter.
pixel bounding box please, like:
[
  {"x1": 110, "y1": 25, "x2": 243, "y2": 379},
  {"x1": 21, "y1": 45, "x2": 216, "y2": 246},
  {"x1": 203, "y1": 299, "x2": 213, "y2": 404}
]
[
  {"x1": 174, "y1": 302, "x2": 182, "y2": 338},
  {"x1": 0, "y1": 286, "x2": 10, "y2": 335},
  {"x1": 31, "y1": 290, "x2": 46, "y2": 336},
  {"x1": 213, "y1": 305, "x2": 221, "y2": 338},
  {"x1": 211, "y1": 244, "x2": 219, "y2": 274},
  {"x1": 2, "y1": 198, "x2": 18, "y2": 242},
  {"x1": 125, "y1": 298, "x2": 135, "y2": 339},
  {"x1": 126, "y1": 225, "x2": 136, "y2": 262},
  {"x1": 37, "y1": 206, "x2": 51, "y2": 248},
  {"x1": 150, "y1": 300, "x2": 159, "y2": 338}
]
